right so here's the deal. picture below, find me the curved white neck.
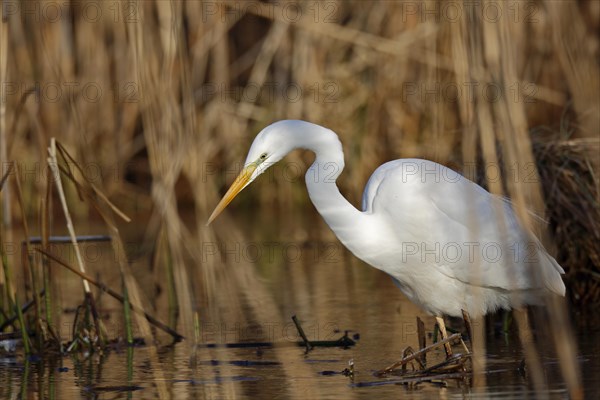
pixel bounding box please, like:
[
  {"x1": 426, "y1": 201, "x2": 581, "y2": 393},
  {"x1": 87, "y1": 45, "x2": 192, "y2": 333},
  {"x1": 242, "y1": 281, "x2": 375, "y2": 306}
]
[{"x1": 294, "y1": 124, "x2": 372, "y2": 257}]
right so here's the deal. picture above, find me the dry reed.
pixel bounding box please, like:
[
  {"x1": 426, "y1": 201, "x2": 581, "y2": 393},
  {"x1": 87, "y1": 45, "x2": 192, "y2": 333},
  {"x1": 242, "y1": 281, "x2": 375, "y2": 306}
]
[{"x1": 0, "y1": 1, "x2": 598, "y2": 398}]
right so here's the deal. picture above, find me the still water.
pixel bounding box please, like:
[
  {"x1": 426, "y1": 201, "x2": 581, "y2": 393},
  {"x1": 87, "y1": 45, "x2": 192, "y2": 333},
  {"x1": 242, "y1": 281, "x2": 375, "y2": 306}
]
[{"x1": 0, "y1": 213, "x2": 598, "y2": 399}]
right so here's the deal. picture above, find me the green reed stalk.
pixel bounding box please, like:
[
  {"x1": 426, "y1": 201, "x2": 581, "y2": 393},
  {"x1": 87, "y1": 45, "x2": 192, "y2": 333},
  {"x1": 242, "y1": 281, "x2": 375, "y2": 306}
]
[
  {"x1": 1, "y1": 253, "x2": 31, "y2": 354},
  {"x1": 127, "y1": 346, "x2": 134, "y2": 400},
  {"x1": 164, "y1": 231, "x2": 178, "y2": 330},
  {"x1": 122, "y1": 273, "x2": 134, "y2": 345},
  {"x1": 41, "y1": 172, "x2": 53, "y2": 331},
  {"x1": 19, "y1": 358, "x2": 30, "y2": 400},
  {"x1": 14, "y1": 163, "x2": 44, "y2": 346}
]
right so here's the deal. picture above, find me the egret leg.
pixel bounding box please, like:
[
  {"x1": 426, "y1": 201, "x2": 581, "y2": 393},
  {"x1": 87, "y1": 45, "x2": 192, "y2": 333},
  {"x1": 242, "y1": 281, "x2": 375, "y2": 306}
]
[
  {"x1": 461, "y1": 309, "x2": 473, "y2": 342},
  {"x1": 435, "y1": 316, "x2": 453, "y2": 358}
]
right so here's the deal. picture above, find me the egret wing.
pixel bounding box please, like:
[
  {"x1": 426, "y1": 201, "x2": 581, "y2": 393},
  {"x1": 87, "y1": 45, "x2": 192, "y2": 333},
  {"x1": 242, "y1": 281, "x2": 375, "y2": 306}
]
[{"x1": 365, "y1": 159, "x2": 564, "y2": 294}]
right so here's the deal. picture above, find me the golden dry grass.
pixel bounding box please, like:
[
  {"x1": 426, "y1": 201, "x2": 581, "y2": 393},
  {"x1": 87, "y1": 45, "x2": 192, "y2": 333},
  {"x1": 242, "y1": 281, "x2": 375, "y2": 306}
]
[
  {"x1": 0, "y1": 1, "x2": 598, "y2": 398},
  {"x1": 2, "y1": 1, "x2": 596, "y2": 295}
]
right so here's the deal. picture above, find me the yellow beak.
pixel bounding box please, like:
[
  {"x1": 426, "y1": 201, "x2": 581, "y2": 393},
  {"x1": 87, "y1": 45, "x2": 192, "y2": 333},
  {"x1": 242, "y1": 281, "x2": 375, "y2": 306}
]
[{"x1": 207, "y1": 164, "x2": 257, "y2": 225}]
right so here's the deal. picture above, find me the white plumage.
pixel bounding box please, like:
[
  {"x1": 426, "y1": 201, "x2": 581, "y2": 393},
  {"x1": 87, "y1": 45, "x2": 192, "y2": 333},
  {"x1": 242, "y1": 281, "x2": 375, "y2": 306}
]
[{"x1": 208, "y1": 120, "x2": 565, "y2": 319}]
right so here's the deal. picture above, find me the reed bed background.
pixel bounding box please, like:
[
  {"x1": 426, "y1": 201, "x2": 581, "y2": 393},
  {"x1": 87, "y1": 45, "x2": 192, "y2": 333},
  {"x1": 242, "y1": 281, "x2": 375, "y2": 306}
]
[{"x1": 0, "y1": 0, "x2": 598, "y2": 398}]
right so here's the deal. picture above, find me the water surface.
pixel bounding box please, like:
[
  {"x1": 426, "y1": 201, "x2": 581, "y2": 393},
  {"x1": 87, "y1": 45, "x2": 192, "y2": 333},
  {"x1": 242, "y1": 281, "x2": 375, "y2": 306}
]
[{"x1": 1, "y1": 213, "x2": 597, "y2": 399}]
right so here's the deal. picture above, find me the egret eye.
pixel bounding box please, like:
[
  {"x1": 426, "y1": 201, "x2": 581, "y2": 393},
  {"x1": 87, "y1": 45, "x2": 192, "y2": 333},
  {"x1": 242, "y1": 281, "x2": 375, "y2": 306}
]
[{"x1": 259, "y1": 153, "x2": 268, "y2": 161}]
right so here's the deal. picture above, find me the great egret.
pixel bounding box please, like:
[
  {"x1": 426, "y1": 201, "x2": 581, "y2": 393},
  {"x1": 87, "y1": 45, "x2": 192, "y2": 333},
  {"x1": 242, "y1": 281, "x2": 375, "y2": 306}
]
[{"x1": 208, "y1": 120, "x2": 565, "y2": 345}]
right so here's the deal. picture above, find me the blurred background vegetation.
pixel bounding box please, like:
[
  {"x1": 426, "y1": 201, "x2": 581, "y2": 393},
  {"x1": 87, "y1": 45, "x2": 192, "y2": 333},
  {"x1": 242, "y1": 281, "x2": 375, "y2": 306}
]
[{"x1": 0, "y1": 0, "x2": 599, "y2": 342}]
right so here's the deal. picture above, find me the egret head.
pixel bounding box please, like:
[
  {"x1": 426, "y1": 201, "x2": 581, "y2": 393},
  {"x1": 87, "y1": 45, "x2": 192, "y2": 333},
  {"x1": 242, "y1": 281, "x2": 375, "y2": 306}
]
[{"x1": 207, "y1": 121, "x2": 298, "y2": 224}]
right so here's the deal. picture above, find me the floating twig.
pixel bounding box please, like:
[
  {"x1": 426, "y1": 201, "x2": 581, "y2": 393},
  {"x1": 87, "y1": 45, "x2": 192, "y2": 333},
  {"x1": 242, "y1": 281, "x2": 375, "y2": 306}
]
[
  {"x1": 27, "y1": 235, "x2": 111, "y2": 245},
  {"x1": 306, "y1": 332, "x2": 356, "y2": 348},
  {"x1": 190, "y1": 330, "x2": 356, "y2": 349},
  {"x1": 292, "y1": 315, "x2": 313, "y2": 352}
]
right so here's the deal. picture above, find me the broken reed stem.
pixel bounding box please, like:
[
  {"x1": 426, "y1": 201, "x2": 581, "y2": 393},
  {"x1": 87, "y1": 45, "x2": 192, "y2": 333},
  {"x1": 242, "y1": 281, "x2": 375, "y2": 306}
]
[
  {"x1": 54, "y1": 142, "x2": 130, "y2": 223},
  {"x1": 47, "y1": 139, "x2": 107, "y2": 346},
  {"x1": 46, "y1": 139, "x2": 91, "y2": 294},
  {"x1": 38, "y1": 249, "x2": 184, "y2": 341},
  {"x1": 400, "y1": 346, "x2": 425, "y2": 371},
  {"x1": 419, "y1": 353, "x2": 470, "y2": 375},
  {"x1": 378, "y1": 333, "x2": 464, "y2": 376},
  {"x1": 51, "y1": 133, "x2": 176, "y2": 400}
]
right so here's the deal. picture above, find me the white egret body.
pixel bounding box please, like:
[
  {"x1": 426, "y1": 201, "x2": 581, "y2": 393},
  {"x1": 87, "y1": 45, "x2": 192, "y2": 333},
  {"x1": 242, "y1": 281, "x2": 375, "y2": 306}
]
[{"x1": 208, "y1": 120, "x2": 565, "y2": 319}]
